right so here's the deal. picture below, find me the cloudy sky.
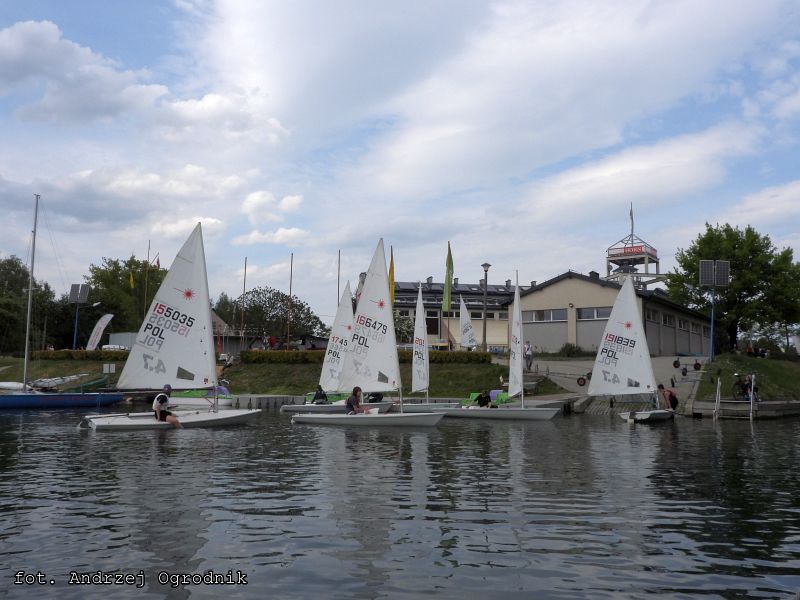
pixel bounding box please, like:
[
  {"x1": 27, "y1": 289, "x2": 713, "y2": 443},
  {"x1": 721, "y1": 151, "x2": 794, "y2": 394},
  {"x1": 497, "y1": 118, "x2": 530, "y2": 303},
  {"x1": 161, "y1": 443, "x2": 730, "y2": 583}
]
[{"x1": 2, "y1": 0, "x2": 799, "y2": 323}]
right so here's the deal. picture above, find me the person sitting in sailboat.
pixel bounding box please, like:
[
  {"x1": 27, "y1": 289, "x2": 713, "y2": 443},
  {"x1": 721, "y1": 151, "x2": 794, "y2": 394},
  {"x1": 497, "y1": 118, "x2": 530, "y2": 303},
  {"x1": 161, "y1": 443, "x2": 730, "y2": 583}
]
[
  {"x1": 312, "y1": 385, "x2": 328, "y2": 404},
  {"x1": 475, "y1": 391, "x2": 491, "y2": 408},
  {"x1": 345, "y1": 386, "x2": 370, "y2": 415},
  {"x1": 153, "y1": 384, "x2": 182, "y2": 428}
]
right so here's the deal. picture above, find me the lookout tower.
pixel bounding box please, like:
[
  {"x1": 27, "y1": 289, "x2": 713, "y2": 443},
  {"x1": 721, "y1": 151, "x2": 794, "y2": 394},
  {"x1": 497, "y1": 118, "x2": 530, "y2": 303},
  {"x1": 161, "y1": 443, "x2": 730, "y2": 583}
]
[{"x1": 605, "y1": 205, "x2": 666, "y2": 289}]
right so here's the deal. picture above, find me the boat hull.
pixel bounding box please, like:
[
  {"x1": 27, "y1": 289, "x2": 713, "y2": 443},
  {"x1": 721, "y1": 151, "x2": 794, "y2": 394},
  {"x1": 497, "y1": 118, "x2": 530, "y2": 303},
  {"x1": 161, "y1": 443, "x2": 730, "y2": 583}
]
[
  {"x1": 280, "y1": 401, "x2": 394, "y2": 414},
  {"x1": 0, "y1": 392, "x2": 123, "y2": 410},
  {"x1": 168, "y1": 396, "x2": 235, "y2": 408},
  {"x1": 437, "y1": 407, "x2": 560, "y2": 420},
  {"x1": 78, "y1": 408, "x2": 261, "y2": 431},
  {"x1": 397, "y1": 402, "x2": 461, "y2": 413},
  {"x1": 618, "y1": 409, "x2": 674, "y2": 423},
  {"x1": 291, "y1": 412, "x2": 444, "y2": 426}
]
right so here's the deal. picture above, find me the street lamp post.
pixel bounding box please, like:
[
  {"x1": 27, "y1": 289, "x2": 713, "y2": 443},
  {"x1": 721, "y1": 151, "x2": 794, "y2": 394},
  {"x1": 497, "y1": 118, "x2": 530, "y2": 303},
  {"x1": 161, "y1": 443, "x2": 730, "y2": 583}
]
[
  {"x1": 481, "y1": 262, "x2": 491, "y2": 352},
  {"x1": 73, "y1": 301, "x2": 100, "y2": 350}
]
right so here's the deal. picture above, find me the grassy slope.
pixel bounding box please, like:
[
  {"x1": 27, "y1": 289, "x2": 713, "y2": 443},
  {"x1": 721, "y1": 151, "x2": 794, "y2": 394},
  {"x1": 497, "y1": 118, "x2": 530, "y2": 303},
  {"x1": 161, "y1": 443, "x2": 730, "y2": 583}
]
[
  {"x1": 0, "y1": 357, "x2": 566, "y2": 397},
  {"x1": 694, "y1": 354, "x2": 800, "y2": 401}
]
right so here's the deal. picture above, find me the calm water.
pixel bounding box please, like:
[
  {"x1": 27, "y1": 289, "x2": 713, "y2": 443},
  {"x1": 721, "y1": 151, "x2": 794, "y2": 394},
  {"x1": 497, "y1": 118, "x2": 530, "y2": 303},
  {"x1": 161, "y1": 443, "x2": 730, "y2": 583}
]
[{"x1": 1, "y1": 408, "x2": 799, "y2": 599}]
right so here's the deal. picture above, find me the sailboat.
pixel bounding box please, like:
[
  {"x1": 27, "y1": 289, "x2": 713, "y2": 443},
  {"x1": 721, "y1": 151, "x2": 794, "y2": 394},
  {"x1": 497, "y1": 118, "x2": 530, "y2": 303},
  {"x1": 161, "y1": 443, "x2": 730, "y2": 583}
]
[
  {"x1": 459, "y1": 295, "x2": 478, "y2": 349},
  {"x1": 588, "y1": 276, "x2": 674, "y2": 423},
  {"x1": 401, "y1": 284, "x2": 459, "y2": 413},
  {"x1": 0, "y1": 195, "x2": 122, "y2": 409},
  {"x1": 291, "y1": 239, "x2": 444, "y2": 427},
  {"x1": 77, "y1": 223, "x2": 260, "y2": 430},
  {"x1": 281, "y1": 281, "x2": 393, "y2": 415},
  {"x1": 435, "y1": 275, "x2": 560, "y2": 420},
  {"x1": 107, "y1": 225, "x2": 233, "y2": 407}
]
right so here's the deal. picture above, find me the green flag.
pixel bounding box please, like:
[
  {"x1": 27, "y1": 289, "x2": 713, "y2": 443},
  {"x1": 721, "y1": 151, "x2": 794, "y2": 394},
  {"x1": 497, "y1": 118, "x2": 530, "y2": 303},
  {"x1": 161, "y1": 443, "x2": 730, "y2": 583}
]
[{"x1": 442, "y1": 242, "x2": 453, "y2": 312}]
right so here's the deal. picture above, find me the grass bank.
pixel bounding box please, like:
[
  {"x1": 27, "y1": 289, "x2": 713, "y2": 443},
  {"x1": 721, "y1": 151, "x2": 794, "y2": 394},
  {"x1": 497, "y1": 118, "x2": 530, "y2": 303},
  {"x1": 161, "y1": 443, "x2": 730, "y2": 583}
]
[
  {"x1": 694, "y1": 354, "x2": 800, "y2": 401},
  {"x1": 0, "y1": 357, "x2": 567, "y2": 398}
]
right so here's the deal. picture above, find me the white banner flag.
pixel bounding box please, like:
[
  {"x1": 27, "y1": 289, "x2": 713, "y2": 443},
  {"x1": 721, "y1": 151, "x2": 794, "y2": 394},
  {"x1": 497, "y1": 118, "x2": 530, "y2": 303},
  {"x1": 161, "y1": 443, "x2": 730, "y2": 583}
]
[{"x1": 86, "y1": 314, "x2": 114, "y2": 351}]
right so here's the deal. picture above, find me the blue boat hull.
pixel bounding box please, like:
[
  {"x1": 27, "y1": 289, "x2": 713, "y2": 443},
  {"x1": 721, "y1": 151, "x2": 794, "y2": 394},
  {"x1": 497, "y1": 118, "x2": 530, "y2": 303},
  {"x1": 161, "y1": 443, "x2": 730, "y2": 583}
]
[{"x1": 0, "y1": 393, "x2": 124, "y2": 409}]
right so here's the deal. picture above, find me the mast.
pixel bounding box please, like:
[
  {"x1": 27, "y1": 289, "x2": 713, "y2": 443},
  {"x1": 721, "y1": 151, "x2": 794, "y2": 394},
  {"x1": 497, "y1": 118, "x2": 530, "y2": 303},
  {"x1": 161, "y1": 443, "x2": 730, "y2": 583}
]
[
  {"x1": 22, "y1": 194, "x2": 40, "y2": 390},
  {"x1": 240, "y1": 256, "x2": 247, "y2": 350},
  {"x1": 287, "y1": 252, "x2": 293, "y2": 349}
]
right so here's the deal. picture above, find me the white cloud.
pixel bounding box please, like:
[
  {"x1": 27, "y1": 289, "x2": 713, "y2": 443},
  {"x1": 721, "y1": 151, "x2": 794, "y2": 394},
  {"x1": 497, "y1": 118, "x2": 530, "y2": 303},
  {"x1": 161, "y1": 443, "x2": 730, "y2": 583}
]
[
  {"x1": 241, "y1": 191, "x2": 302, "y2": 224},
  {"x1": 231, "y1": 227, "x2": 309, "y2": 246},
  {"x1": 340, "y1": 0, "x2": 783, "y2": 200},
  {"x1": 152, "y1": 216, "x2": 224, "y2": 239},
  {"x1": 523, "y1": 123, "x2": 763, "y2": 220},
  {"x1": 278, "y1": 195, "x2": 302, "y2": 212},
  {"x1": 0, "y1": 21, "x2": 167, "y2": 123},
  {"x1": 727, "y1": 180, "x2": 800, "y2": 227}
]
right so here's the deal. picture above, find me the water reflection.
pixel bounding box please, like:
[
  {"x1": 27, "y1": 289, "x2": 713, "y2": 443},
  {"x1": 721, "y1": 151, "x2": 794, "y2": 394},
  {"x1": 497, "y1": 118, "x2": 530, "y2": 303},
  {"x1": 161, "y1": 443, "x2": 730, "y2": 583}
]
[{"x1": 1, "y1": 411, "x2": 800, "y2": 599}]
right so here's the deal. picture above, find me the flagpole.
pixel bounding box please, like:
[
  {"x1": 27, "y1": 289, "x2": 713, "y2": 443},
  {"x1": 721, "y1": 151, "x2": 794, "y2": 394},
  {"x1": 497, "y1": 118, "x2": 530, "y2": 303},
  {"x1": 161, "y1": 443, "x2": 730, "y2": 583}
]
[
  {"x1": 143, "y1": 240, "x2": 150, "y2": 320},
  {"x1": 287, "y1": 252, "x2": 293, "y2": 350},
  {"x1": 240, "y1": 257, "x2": 247, "y2": 352}
]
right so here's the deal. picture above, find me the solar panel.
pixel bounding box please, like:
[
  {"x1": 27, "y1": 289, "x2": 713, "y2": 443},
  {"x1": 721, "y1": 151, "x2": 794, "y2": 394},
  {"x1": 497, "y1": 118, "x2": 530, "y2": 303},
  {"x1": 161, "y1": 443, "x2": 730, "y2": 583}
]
[
  {"x1": 715, "y1": 260, "x2": 730, "y2": 287},
  {"x1": 699, "y1": 260, "x2": 715, "y2": 287}
]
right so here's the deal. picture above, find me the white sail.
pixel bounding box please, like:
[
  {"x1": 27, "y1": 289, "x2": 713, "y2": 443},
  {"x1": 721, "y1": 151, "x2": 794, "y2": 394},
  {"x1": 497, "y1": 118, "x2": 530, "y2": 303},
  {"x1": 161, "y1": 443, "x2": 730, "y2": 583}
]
[
  {"x1": 319, "y1": 281, "x2": 354, "y2": 392},
  {"x1": 459, "y1": 295, "x2": 478, "y2": 349},
  {"x1": 337, "y1": 239, "x2": 401, "y2": 393},
  {"x1": 588, "y1": 276, "x2": 656, "y2": 397},
  {"x1": 86, "y1": 313, "x2": 114, "y2": 351},
  {"x1": 411, "y1": 285, "x2": 429, "y2": 393},
  {"x1": 117, "y1": 224, "x2": 217, "y2": 391},
  {"x1": 508, "y1": 275, "x2": 523, "y2": 400}
]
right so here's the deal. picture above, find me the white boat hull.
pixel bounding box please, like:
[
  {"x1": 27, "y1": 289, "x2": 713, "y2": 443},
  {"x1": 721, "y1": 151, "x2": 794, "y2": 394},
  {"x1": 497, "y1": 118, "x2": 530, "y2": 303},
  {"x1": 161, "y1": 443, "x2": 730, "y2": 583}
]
[
  {"x1": 397, "y1": 402, "x2": 461, "y2": 413},
  {"x1": 280, "y1": 401, "x2": 394, "y2": 414},
  {"x1": 168, "y1": 396, "x2": 235, "y2": 408},
  {"x1": 291, "y1": 412, "x2": 444, "y2": 426},
  {"x1": 437, "y1": 407, "x2": 560, "y2": 420},
  {"x1": 78, "y1": 409, "x2": 261, "y2": 431},
  {"x1": 618, "y1": 409, "x2": 674, "y2": 423}
]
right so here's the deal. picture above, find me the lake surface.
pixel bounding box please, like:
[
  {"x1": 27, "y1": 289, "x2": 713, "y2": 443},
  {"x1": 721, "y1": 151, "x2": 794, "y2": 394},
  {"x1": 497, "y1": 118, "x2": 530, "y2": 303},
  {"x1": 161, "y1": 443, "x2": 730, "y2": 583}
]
[{"x1": 1, "y1": 408, "x2": 799, "y2": 599}]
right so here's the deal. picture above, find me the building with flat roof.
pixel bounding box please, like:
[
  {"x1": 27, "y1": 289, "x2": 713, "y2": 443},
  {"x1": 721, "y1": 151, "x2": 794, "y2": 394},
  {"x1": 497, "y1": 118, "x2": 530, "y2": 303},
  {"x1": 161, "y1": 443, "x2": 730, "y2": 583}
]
[{"x1": 392, "y1": 270, "x2": 710, "y2": 357}]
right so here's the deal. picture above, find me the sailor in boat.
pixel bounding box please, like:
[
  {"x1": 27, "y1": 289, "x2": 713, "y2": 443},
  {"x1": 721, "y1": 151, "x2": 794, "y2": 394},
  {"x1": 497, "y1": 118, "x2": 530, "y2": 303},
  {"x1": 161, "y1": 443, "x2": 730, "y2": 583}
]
[
  {"x1": 153, "y1": 385, "x2": 182, "y2": 428},
  {"x1": 312, "y1": 385, "x2": 329, "y2": 404},
  {"x1": 475, "y1": 391, "x2": 491, "y2": 408},
  {"x1": 345, "y1": 386, "x2": 370, "y2": 415}
]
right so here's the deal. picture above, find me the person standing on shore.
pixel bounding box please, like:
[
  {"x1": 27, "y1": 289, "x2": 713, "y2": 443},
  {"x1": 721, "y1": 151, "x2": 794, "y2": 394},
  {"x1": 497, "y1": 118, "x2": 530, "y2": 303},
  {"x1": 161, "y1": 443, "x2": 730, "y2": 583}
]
[
  {"x1": 524, "y1": 341, "x2": 533, "y2": 371},
  {"x1": 153, "y1": 384, "x2": 182, "y2": 428}
]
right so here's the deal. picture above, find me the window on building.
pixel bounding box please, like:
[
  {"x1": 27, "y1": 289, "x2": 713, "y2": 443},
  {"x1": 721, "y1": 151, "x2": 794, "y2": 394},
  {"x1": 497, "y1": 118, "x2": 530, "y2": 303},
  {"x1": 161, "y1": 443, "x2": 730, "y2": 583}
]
[
  {"x1": 577, "y1": 307, "x2": 613, "y2": 320},
  {"x1": 678, "y1": 319, "x2": 688, "y2": 330},
  {"x1": 645, "y1": 309, "x2": 658, "y2": 322},
  {"x1": 530, "y1": 309, "x2": 568, "y2": 322},
  {"x1": 691, "y1": 323, "x2": 701, "y2": 333},
  {"x1": 522, "y1": 310, "x2": 534, "y2": 322},
  {"x1": 702, "y1": 326, "x2": 710, "y2": 337},
  {"x1": 498, "y1": 311, "x2": 508, "y2": 320},
  {"x1": 471, "y1": 312, "x2": 483, "y2": 320},
  {"x1": 398, "y1": 310, "x2": 409, "y2": 317},
  {"x1": 485, "y1": 312, "x2": 495, "y2": 320},
  {"x1": 662, "y1": 314, "x2": 675, "y2": 327},
  {"x1": 442, "y1": 311, "x2": 459, "y2": 318},
  {"x1": 425, "y1": 310, "x2": 438, "y2": 336}
]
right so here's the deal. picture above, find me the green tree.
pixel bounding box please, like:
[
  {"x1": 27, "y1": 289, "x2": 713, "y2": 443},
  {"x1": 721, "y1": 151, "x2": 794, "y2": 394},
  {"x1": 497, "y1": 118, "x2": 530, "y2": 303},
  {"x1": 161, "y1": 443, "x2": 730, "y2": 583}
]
[
  {"x1": 84, "y1": 257, "x2": 166, "y2": 336},
  {"x1": 394, "y1": 310, "x2": 414, "y2": 343},
  {"x1": 762, "y1": 260, "x2": 800, "y2": 350},
  {"x1": 0, "y1": 256, "x2": 57, "y2": 352},
  {"x1": 213, "y1": 292, "x2": 238, "y2": 328},
  {"x1": 666, "y1": 224, "x2": 798, "y2": 350},
  {"x1": 237, "y1": 285, "x2": 329, "y2": 342}
]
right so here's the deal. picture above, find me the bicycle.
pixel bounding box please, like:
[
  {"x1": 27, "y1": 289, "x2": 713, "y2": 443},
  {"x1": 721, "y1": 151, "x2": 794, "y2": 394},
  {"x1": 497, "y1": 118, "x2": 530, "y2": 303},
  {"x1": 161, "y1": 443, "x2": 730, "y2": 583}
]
[{"x1": 732, "y1": 373, "x2": 759, "y2": 402}]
